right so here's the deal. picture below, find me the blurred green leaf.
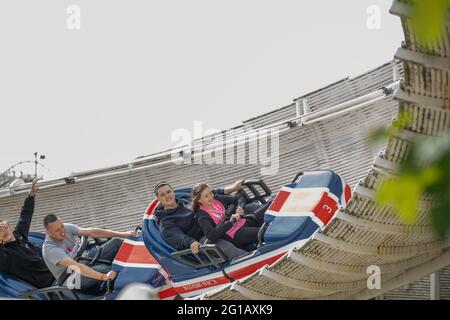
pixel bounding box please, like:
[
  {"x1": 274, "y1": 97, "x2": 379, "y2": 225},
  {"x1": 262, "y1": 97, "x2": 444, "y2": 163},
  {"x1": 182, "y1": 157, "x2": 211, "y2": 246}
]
[
  {"x1": 420, "y1": 166, "x2": 441, "y2": 186},
  {"x1": 376, "y1": 130, "x2": 450, "y2": 238},
  {"x1": 373, "y1": 1, "x2": 450, "y2": 238},
  {"x1": 410, "y1": 0, "x2": 449, "y2": 45},
  {"x1": 367, "y1": 126, "x2": 390, "y2": 145},
  {"x1": 430, "y1": 194, "x2": 450, "y2": 238},
  {"x1": 376, "y1": 175, "x2": 422, "y2": 224}
]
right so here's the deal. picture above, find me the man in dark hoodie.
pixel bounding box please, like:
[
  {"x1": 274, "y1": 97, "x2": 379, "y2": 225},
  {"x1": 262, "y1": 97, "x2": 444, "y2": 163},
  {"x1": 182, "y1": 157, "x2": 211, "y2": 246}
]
[
  {"x1": 0, "y1": 179, "x2": 55, "y2": 288},
  {"x1": 154, "y1": 181, "x2": 247, "y2": 260}
]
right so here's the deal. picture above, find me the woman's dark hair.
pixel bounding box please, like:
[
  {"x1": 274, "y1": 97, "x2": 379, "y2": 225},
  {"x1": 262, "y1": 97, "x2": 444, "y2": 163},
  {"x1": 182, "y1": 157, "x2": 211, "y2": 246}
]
[{"x1": 191, "y1": 183, "x2": 211, "y2": 213}]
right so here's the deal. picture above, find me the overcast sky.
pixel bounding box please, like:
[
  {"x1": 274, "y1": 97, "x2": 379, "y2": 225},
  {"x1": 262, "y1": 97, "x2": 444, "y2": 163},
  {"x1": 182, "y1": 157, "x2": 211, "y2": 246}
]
[{"x1": 0, "y1": 0, "x2": 403, "y2": 180}]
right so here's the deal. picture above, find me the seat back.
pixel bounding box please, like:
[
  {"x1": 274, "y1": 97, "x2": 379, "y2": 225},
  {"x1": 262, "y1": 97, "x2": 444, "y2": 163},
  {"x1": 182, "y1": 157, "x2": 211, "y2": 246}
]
[
  {"x1": 0, "y1": 272, "x2": 38, "y2": 299},
  {"x1": 263, "y1": 170, "x2": 346, "y2": 245}
]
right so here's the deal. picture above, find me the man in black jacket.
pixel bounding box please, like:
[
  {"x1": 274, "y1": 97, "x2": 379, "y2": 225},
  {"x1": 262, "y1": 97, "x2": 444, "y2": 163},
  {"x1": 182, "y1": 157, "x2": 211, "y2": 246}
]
[
  {"x1": 0, "y1": 179, "x2": 54, "y2": 288},
  {"x1": 153, "y1": 181, "x2": 247, "y2": 260}
]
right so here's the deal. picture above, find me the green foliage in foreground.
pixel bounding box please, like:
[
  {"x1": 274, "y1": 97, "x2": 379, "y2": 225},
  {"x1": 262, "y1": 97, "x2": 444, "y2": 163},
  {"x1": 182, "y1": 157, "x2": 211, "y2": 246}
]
[
  {"x1": 373, "y1": 1, "x2": 450, "y2": 238},
  {"x1": 376, "y1": 130, "x2": 450, "y2": 238},
  {"x1": 410, "y1": 0, "x2": 449, "y2": 46}
]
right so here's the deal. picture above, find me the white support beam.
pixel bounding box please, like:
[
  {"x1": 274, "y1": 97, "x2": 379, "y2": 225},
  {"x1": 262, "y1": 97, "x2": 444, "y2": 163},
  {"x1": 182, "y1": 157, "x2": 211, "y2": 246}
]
[
  {"x1": 287, "y1": 250, "x2": 436, "y2": 277},
  {"x1": 230, "y1": 283, "x2": 283, "y2": 300},
  {"x1": 389, "y1": 0, "x2": 412, "y2": 17},
  {"x1": 300, "y1": 87, "x2": 389, "y2": 124},
  {"x1": 287, "y1": 250, "x2": 366, "y2": 275},
  {"x1": 395, "y1": 90, "x2": 448, "y2": 111},
  {"x1": 317, "y1": 271, "x2": 402, "y2": 300},
  {"x1": 395, "y1": 128, "x2": 436, "y2": 142},
  {"x1": 259, "y1": 267, "x2": 367, "y2": 292},
  {"x1": 199, "y1": 284, "x2": 236, "y2": 300},
  {"x1": 430, "y1": 271, "x2": 441, "y2": 300},
  {"x1": 370, "y1": 165, "x2": 397, "y2": 178},
  {"x1": 314, "y1": 232, "x2": 450, "y2": 257},
  {"x1": 335, "y1": 211, "x2": 433, "y2": 235},
  {"x1": 373, "y1": 155, "x2": 398, "y2": 172},
  {"x1": 353, "y1": 183, "x2": 376, "y2": 198},
  {"x1": 395, "y1": 47, "x2": 450, "y2": 71},
  {"x1": 259, "y1": 268, "x2": 335, "y2": 292},
  {"x1": 302, "y1": 98, "x2": 310, "y2": 115},
  {"x1": 314, "y1": 232, "x2": 406, "y2": 256},
  {"x1": 349, "y1": 249, "x2": 450, "y2": 300},
  {"x1": 295, "y1": 99, "x2": 303, "y2": 118}
]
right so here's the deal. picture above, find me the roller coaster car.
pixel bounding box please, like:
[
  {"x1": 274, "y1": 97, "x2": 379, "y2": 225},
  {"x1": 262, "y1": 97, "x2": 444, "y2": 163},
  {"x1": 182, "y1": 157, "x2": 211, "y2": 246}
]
[
  {"x1": 0, "y1": 170, "x2": 351, "y2": 300},
  {"x1": 0, "y1": 233, "x2": 114, "y2": 300},
  {"x1": 129, "y1": 170, "x2": 352, "y2": 298}
]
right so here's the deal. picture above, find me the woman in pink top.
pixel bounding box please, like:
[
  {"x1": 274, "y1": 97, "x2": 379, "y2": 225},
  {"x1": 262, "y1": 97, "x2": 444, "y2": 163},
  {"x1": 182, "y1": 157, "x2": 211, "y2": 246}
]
[{"x1": 191, "y1": 183, "x2": 265, "y2": 249}]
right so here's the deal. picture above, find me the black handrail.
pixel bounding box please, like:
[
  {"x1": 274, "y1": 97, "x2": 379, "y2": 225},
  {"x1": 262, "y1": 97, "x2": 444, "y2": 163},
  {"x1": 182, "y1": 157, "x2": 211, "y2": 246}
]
[
  {"x1": 290, "y1": 172, "x2": 304, "y2": 184},
  {"x1": 18, "y1": 286, "x2": 81, "y2": 300},
  {"x1": 170, "y1": 244, "x2": 227, "y2": 269},
  {"x1": 240, "y1": 179, "x2": 272, "y2": 204}
]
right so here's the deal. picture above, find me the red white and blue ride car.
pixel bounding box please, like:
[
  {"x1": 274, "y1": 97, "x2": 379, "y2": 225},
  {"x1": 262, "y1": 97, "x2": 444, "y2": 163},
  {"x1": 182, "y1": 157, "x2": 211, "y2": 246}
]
[{"x1": 111, "y1": 170, "x2": 352, "y2": 300}]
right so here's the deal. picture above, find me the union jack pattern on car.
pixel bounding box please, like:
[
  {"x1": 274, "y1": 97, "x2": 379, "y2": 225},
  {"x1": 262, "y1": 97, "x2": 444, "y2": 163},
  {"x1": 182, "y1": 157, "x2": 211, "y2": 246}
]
[{"x1": 110, "y1": 170, "x2": 351, "y2": 299}]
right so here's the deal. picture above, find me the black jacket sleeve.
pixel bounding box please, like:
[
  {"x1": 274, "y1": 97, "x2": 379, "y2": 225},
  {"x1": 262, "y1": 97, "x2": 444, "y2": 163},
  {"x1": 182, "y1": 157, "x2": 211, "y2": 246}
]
[
  {"x1": 15, "y1": 195, "x2": 35, "y2": 240},
  {"x1": 212, "y1": 188, "x2": 225, "y2": 196},
  {"x1": 214, "y1": 194, "x2": 246, "y2": 211},
  {"x1": 0, "y1": 245, "x2": 8, "y2": 272},
  {"x1": 159, "y1": 219, "x2": 197, "y2": 250},
  {"x1": 196, "y1": 210, "x2": 234, "y2": 243}
]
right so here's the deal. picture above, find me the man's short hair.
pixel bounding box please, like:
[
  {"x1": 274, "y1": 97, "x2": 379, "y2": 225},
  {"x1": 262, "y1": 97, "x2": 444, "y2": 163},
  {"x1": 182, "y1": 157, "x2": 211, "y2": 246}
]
[
  {"x1": 43, "y1": 214, "x2": 59, "y2": 228},
  {"x1": 0, "y1": 220, "x2": 10, "y2": 228},
  {"x1": 153, "y1": 181, "x2": 172, "y2": 196}
]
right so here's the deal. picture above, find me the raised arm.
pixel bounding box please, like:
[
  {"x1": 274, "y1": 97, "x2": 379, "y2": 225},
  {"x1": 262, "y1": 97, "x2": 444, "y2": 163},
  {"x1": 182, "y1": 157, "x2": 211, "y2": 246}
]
[
  {"x1": 77, "y1": 227, "x2": 136, "y2": 239},
  {"x1": 222, "y1": 179, "x2": 245, "y2": 195},
  {"x1": 15, "y1": 179, "x2": 39, "y2": 239}
]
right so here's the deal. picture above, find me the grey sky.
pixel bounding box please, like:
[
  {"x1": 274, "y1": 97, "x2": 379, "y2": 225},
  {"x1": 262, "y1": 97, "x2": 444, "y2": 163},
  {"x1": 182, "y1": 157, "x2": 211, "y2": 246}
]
[{"x1": 0, "y1": 0, "x2": 403, "y2": 179}]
